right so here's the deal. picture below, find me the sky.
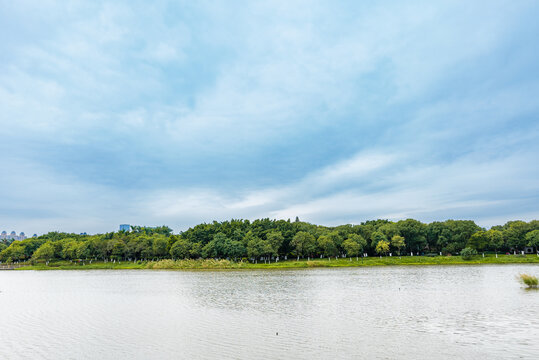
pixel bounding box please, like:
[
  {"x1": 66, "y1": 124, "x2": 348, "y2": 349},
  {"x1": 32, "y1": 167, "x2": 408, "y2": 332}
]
[{"x1": 1, "y1": 0, "x2": 538, "y2": 235}]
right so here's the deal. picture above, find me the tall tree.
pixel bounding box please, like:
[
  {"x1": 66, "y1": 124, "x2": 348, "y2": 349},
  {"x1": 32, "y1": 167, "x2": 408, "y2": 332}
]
[
  {"x1": 370, "y1": 231, "x2": 387, "y2": 250},
  {"x1": 247, "y1": 237, "x2": 271, "y2": 260},
  {"x1": 152, "y1": 237, "x2": 169, "y2": 259},
  {"x1": 346, "y1": 234, "x2": 367, "y2": 254},
  {"x1": 32, "y1": 242, "x2": 55, "y2": 262},
  {"x1": 375, "y1": 240, "x2": 390, "y2": 256},
  {"x1": 170, "y1": 238, "x2": 191, "y2": 259},
  {"x1": 391, "y1": 235, "x2": 406, "y2": 255},
  {"x1": 317, "y1": 235, "x2": 338, "y2": 257},
  {"x1": 504, "y1": 221, "x2": 530, "y2": 250},
  {"x1": 266, "y1": 230, "x2": 284, "y2": 257},
  {"x1": 342, "y1": 238, "x2": 360, "y2": 258},
  {"x1": 486, "y1": 229, "x2": 504, "y2": 252},
  {"x1": 525, "y1": 230, "x2": 539, "y2": 250},
  {"x1": 396, "y1": 219, "x2": 427, "y2": 252},
  {"x1": 290, "y1": 231, "x2": 316, "y2": 258},
  {"x1": 467, "y1": 231, "x2": 487, "y2": 251}
]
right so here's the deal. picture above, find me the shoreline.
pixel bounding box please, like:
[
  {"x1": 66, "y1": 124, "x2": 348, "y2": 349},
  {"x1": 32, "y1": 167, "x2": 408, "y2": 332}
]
[{"x1": 10, "y1": 254, "x2": 539, "y2": 271}]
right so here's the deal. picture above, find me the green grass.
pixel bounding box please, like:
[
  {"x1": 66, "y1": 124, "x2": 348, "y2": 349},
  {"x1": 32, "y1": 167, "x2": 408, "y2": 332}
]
[
  {"x1": 518, "y1": 273, "x2": 538, "y2": 288},
  {"x1": 13, "y1": 254, "x2": 539, "y2": 270}
]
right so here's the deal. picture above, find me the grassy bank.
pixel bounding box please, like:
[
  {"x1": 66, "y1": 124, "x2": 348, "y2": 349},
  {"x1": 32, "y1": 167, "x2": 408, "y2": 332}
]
[{"x1": 12, "y1": 254, "x2": 539, "y2": 270}]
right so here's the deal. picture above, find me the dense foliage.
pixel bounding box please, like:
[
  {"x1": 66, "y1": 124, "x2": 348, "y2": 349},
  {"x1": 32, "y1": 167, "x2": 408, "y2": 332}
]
[
  {"x1": 460, "y1": 247, "x2": 478, "y2": 260},
  {"x1": 1, "y1": 219, "x2": 538, "y2": 263}
]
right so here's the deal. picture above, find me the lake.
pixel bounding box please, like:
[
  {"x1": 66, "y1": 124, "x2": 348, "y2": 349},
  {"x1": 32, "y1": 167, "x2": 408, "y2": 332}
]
[{"x1": 1, "y1": 265, "x2": 538, "y2": 359}]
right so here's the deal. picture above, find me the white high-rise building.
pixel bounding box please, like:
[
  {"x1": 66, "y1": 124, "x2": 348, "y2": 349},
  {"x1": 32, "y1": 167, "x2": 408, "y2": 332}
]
[{"x1": 0, "y1": 231, "x2": 28, "y2": 241}]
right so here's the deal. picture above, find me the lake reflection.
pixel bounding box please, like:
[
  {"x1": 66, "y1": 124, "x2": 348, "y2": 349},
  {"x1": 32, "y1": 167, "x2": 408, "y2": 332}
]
[{"x1": 1, "y1": 265, "x2": 538, "y2": 359}]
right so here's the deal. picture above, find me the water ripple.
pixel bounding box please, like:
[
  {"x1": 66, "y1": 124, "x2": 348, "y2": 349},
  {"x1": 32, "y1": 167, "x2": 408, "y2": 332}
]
[{"x1": 1, "y1": 265, "x2": 538, "y2": 359}]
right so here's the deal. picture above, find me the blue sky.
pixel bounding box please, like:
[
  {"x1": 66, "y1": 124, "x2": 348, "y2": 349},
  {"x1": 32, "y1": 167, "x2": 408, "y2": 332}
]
[{"x1": 1, "y1": 0, "x2": 538, "y2": 234}]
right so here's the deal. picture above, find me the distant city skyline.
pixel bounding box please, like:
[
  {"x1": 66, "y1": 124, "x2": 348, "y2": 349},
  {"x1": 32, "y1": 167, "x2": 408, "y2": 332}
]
[
  {"x1": 1, "y1": 1, "x2": 538, "y2": 234},
  {"x1": 1, "y1": 231, "x2": 28, "y2": 241}
]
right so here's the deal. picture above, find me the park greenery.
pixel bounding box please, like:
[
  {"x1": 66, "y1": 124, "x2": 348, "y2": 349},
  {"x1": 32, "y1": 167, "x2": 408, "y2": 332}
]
[
  {"x1": 9, "y1": 254, "x2": 539, "y2": 271},
  {"x1": 1, "y1": 218, "x2": 538, "y2": 266}
]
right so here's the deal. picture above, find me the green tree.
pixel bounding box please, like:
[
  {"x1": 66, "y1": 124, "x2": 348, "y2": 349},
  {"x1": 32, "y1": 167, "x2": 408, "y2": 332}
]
[
  {"x1": 76, "y1": 241, "x2": 93, "y2": 259},
  {"x1": 110, "y1": 239, "x2": 126, "y2": 259},
  {"x1": 290, "y1": 231, "x2": 316, "y2": 258},
  {"x1": 342, "y1": 238, "x2": 360, "y2": 258},
  {"x1": 347, "y1": 234, "x2": 367, "y2": 253},
  {"x1": 170, "y1": 238, "x2": 191, "y2": 259},
  {"x1": 379, "y1": 223, "x2": 400, "y2": 239},
  {"x1": 32, "y1": 242, "x2": 55, "y2": 262},
  {"x1": 207, "y1": 232, "x2": 230, "y2": 257},
  {"x1": 526, "y1": 230, "x2": 539, "y2": 250},
  {"x1": 486, "y1": 229, "x2": 504, "y2": 252},
  {"x1": 190, "y1": 242, "x2": 202, "y2": 258},
  {"x1": 503, "y1": 221, "x2": 530, "y2": 250},
  {"x1": 266, "y1": 230, "x2": 284, "y2": 257},
  {"x1": 467, "y1": 231, "x2": 487, "y2": 251},
  {"x1": 396, "y1": 219, "x2": 427, "y2": 252},
  {"x1": 317, "y1": 235, "x2": 338, "y2": 257},
  {"x1": 375, "y1": 240, "x2": 390, "y2": 256},
  {"x1": 91, "y1": 237, "x2": 108, "y2": 259},
  {"x1": 370, "y1": 231, "x2": 387, "y2": 250},
  {"x1": 2, "y1": 242, "x2": 27, "y2": 261},
  {"x1": 202, "y1": 241, "x2": 217, "y2": 258},
  {"x1": 327, "y1": 231, "x2": 344, "y2": 252},
  {"x1": 62, "y1": 240, "x2": 80, "y2": 259},
  {"x1": 247, "y1": 237, "x2": 271, "y2": 260},
  {"x1": 241, "y1": 231, "x2": 256, "y2": 247},
  {"x1": 225, "y1": 240, "x2": 246, "y2": 260},
  {"x1": 152, "y1": 237, "x2": 169, "y2": 258},
  {"x1": 461, "y1": 247, "x2": 477, "y2": 260},
  {"x1": 390, "y1": 235, "x2": 406, "y2": 255}
]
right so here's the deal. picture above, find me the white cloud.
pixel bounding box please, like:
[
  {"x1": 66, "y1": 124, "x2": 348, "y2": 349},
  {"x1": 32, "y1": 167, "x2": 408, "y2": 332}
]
[
  {"x1": 140, "y1": 148, "x2": 538, "y2": 232},
  {"x1": 1, "y1": 0, "x2": 537, "y2": 234}
]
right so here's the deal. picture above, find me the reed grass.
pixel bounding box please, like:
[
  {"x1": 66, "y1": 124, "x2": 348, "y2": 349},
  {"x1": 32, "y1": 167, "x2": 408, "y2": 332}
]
[{"x1": 518, "y1": 273, "x2": 538, "y2": 288}]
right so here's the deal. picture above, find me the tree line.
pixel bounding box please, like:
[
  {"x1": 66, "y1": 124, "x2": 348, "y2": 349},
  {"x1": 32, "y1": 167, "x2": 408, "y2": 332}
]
[{"x1": 1, "y1": 219, "x2": 538, "y2": 263}]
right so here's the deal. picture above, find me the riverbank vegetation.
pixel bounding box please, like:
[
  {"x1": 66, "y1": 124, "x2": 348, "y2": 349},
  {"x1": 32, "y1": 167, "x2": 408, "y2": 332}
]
[
  {"x1": 518, "y1": 273, "x2": 538, "y2": 288},
  {"x1": 11, "y1": 254, "x2": 539, "y2": 270},
  {"x1": 1, "y1": 218, "x2": 538, "y2": 267}
]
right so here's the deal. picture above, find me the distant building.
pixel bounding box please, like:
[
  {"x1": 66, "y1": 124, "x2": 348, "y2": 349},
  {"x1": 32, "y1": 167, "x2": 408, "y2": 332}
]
[
  {"x1": 0, "y1": 231, "x2": 27, "y2": 241},
  {"x1": 33, "y1": 234, "x2": 38, "y2": 238},
  {"x1": 80, "y1": 232, "x2": 87, "y2": 236},
  {"x1": 119, "y1": 224, "x2": 131, "y2": 232}
]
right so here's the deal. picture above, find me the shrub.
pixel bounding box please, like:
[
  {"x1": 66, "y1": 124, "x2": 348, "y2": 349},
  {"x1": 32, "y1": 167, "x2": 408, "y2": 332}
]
[
  {"x1": 461, "y1": 247, "x2": 477, "y2": 260},
  {"x1": 518, "y1": 274, "x2": 538, "y2": 288}
]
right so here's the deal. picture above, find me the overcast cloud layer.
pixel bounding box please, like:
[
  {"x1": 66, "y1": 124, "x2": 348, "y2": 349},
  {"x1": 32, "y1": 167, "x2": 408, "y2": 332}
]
[{"x1": 1, "y1": 0, "x2": 538, "y2": 234}]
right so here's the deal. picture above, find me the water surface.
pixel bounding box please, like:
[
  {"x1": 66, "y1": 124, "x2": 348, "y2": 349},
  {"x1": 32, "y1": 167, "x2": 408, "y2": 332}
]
[{"x1": 1, "y1": 265, "x2": 538, "y2": 359}]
